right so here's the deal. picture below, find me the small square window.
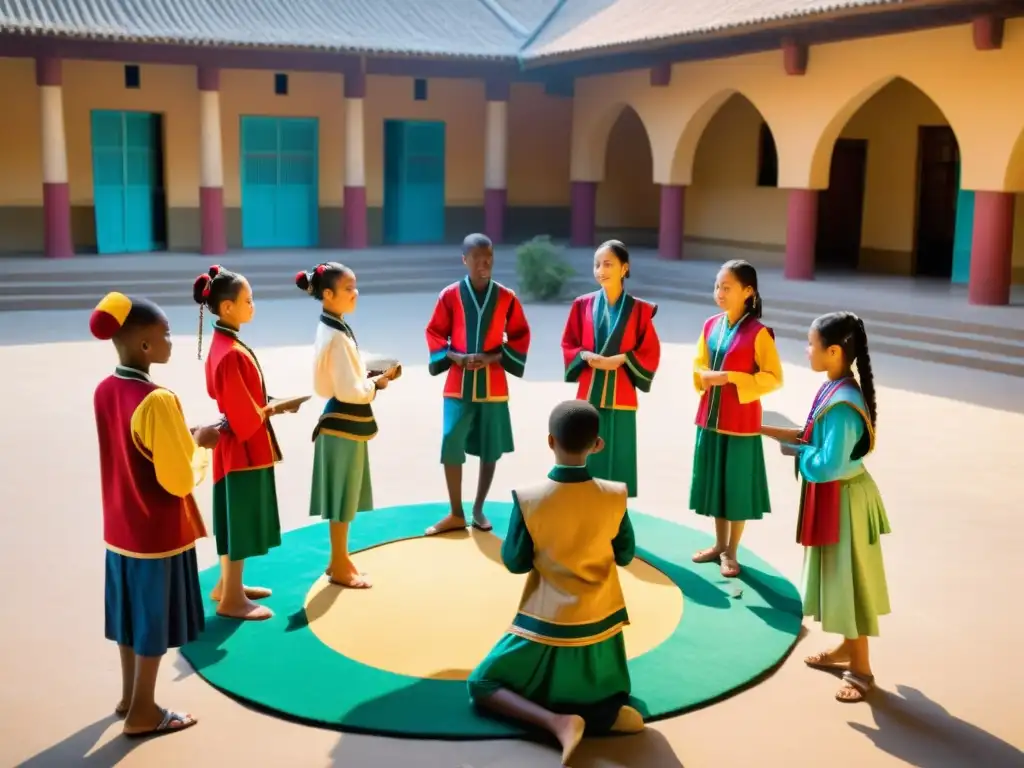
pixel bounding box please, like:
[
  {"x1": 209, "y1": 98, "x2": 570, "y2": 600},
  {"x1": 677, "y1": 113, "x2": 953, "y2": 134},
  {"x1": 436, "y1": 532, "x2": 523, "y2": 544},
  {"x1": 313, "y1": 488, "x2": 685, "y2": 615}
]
[
  {"x1": 124, "y1": 65, "x2": 141, "y2": 89},
  {"x1": 414, "y1": 78, "x2": 428, "y2": 101},
  {"x1": 274, "y1": 73, "x2": 289, "y2": 96}
]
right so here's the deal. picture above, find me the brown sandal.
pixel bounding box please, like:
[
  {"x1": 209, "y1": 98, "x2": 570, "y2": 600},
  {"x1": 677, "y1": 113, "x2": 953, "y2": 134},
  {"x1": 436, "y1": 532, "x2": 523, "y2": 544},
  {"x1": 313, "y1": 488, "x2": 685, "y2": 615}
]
[
  {"x1": 804, "y1": 650, "x2": 850, "y2": 671},
  {"x1": 836, "y1": 671, "x2": 874, "y2": 703}
]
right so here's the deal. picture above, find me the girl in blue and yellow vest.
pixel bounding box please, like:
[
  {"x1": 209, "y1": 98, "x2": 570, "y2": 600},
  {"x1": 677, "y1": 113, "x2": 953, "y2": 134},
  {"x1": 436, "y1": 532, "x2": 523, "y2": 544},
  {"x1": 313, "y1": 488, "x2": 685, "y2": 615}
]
[{"x1": 690, "y1": 260, "x2": 783, "y2": 578}]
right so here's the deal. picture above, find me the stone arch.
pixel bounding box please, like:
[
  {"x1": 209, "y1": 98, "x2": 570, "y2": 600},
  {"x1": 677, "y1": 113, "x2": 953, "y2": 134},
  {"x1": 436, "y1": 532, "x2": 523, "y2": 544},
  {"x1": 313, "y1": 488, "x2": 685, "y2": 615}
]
[
  {"x1": 1003, "y1": 127, "x2": 1024, "y2": 191},
  {"x1": 571, "y1": 100, "x2": 656, "y2": 183},
  {"x1": 596, "y1": 105, "x2": 659, "y2": 244}
]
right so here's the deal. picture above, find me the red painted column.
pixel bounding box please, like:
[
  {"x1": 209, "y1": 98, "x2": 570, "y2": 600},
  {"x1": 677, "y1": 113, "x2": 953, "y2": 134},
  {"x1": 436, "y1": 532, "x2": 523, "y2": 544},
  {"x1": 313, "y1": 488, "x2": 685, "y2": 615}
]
[
  {"x1": 658, "y1": 184, "x2": 685, "y2": 260},
  {"x1": 784, "y1": 189, "x2": 819, "y2": 280},
  {"x1": 484, "y1": 78, "x2": 509, "y2": 243},
  {"x1": 570, "y1": 181, "x2": 597, "y2": 248},
  {"x1": 344, "y1": 71, "x2": 368, "y2": 249},
  {"x1": 37, "y1": 57, "x2": 73, "y2": 258},
  {"x1": 968, "y1": 191, "x2": 1014, "y2": 305},
  {"x1": 198, "y1": 66, "x2": 226, "y2": 255}
]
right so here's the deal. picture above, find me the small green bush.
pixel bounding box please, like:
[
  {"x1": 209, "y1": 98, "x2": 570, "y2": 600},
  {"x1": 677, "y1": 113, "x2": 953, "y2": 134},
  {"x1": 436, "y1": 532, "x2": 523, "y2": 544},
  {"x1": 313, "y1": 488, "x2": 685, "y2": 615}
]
[{"x1": 515, "y1": 236, "x2": 575, "y2": 301}]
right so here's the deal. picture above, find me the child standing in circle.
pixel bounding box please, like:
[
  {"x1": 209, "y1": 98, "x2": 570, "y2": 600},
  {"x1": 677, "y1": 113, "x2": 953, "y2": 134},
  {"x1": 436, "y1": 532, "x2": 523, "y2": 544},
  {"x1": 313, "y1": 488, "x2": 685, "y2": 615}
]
[
  {"x1": 297, "y1": 262, "x2": 399, "y2": 589},
  {"x1": 561, "y1": 240, "x2": 660, "y2": 498},
  {"x1": 193, "y1": 265, "x2": 301, "y2": 621},
  {"x1": 690, "y1": 259, "x2": 782, "y2": 577},
  {"x1": 762, "y1": 312, "x2": 890, "y2": 703}
]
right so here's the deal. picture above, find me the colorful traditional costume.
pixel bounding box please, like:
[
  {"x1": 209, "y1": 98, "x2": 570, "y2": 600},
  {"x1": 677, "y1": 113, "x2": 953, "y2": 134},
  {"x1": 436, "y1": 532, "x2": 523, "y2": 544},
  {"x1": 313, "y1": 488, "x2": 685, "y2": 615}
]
[
  {"x1": 792, "y1": 378, "x2": 891, "y2": 638},
  {"x1": 309, "y1": 311, "x2": 376, "y2": 523},
  {"x1": 468, "y1": 465, "x2": 636, "y2": 731},
  {"x1": 690, "y1": 312, "x2": 782, "y2": 520},
  {"x1": 205, "y1": 321, "x2": 282, "y2": 561},
  {"x1": 562, "y1": 291, "x2": 660, "y2": 497},
  {"x1": 426, "y1": 277, "x2": 531, "y2": 465},
  {"x1": 96, "y1": 364, "x2": 206, "y2": 657}
]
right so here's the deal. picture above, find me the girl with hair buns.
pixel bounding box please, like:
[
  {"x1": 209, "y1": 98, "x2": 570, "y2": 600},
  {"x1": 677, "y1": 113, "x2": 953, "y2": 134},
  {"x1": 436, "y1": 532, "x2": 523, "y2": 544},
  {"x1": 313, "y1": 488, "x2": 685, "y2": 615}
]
[
  {"x1": 690, "y1": 259, "x2": 783, "y2": 578},
  {"x1": 297, "y1": 262, "x2": 399, "y2": 588},
  {"x1": 192, "y1": 265, "x2": 301, "y2": 621},
  {"x1": 762, "y1": 312, "x2": 890, "y2": 704}
]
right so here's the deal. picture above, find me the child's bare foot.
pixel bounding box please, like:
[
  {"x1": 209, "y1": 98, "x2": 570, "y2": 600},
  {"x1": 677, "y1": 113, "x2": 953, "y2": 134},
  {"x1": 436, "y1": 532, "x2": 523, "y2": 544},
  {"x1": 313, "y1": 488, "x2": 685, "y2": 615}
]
[
  {"x1": 804, "y1": 646, "x2": 851, "y2": 670},
  {"x1": 425, "y1": 513, "x2": 468, "y2": 536},
  {"x1": 609, "y1": 705, "x2": 645, "y2": 733},
  {"x1": 115, "y1": 699, "x2": 130, "y2": 718},
  {"x1": 471, "y1": 505, "x2": 493, "y2": 532},
  {"x1": 719, "y1": 553, "x2": 741, "y2": 578},
  {"x1": 210, "y1": 585, "x2": 271, "y2": 601},
  {"x1": 216, "y1": 596, "x2": 273, "y2": 621},
  {"x1": 692, "y1": 546, "x2": 723, "y2": 563},
  {"x1": 123, "y1": 705, "x2": 197, "y2": 737},
  {"x1": 329, "y1": 561, "x2": 372, "y2": 589},
  {"x1": 553, "y1": 714, "x2": 586, "y2": 765}
]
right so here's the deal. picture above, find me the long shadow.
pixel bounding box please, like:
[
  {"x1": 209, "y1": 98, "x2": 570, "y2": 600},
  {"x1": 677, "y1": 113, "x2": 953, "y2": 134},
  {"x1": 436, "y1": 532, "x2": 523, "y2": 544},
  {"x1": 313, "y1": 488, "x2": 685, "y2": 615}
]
[
  {"x1": 177, "y1": 612, "x2": 245, "y2": 674},
  {"x1": 849, "y1": 684, "x2": 1024, "y2": 767},
  {"x1": 17, "y1": 715, "x2": 143, "y2": 767},
  {"x1": 632, "y1": 548, "x2": 732, "y2": 610},
  {"x1": 737, "y1": 564, "x2": 804, "y2": 633}
]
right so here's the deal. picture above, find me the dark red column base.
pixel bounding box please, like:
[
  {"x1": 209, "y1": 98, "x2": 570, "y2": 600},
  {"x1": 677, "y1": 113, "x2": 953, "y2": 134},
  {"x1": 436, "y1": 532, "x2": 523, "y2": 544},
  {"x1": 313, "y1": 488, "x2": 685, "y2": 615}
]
[
  {"x1": 43, "y1": 182, "x2": 73, "y2": 258},
  {"x1": 200, "y1": 186, "x2": 227, "y2": 256},
  {"x1": 484, "y1": 188, "x2": 506, "y2": 244},
  {"x1": 344, "y1": 186, "x2": 368, "y2": 249},
  {"x1": 968, "y1": 191, "x2": 1014, "y2": 306},
  {"x1": 570, "y1": 181, "x2": 597, "y2": 248},
  {"x1": 658, "y1": 184, "x2": 685, "y2": 261},
  {"x1": 785, "y1": 188, "x2": 819, "y2": 280}
]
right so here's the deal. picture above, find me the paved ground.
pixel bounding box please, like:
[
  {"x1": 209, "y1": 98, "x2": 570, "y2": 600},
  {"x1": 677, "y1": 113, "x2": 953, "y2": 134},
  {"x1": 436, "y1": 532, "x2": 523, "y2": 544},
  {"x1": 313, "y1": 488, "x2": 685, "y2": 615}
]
[{"x1": 1, "y1": 290, "x2": 1022, "y2": 768}]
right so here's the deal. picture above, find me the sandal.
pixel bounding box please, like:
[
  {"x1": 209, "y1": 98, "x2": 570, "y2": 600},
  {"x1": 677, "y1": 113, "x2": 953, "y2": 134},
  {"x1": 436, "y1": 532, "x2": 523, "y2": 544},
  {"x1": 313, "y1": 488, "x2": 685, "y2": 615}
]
[
  {"x1": 719, "y1": 553, "x2": 741, "y2": 578},
  {"x1": 804, "y1": 651, "x2": 850, "y2": 671},
  {"x1": 123, "y1": 708, "x2": 197, "y2": 738},
  {"x1": 836, "y1": 671, "x2": 874, "y2": 703},
  {"x1": 692, "y1": 547, "x2": 723, "y2": 564}
]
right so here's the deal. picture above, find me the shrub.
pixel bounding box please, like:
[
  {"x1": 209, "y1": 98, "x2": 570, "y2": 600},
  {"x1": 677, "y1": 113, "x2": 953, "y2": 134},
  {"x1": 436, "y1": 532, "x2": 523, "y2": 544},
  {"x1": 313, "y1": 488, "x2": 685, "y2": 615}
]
[{"x1": 515, "y1": 236, "x2": 575, "y2": 301}]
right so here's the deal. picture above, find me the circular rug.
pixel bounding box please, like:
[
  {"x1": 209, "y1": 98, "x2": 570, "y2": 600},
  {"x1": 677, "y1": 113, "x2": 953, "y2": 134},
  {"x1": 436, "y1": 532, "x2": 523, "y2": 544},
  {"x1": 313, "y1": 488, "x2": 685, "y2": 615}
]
[{"x1": 180, "y1": 501, "x2": 802, "y2": 739}]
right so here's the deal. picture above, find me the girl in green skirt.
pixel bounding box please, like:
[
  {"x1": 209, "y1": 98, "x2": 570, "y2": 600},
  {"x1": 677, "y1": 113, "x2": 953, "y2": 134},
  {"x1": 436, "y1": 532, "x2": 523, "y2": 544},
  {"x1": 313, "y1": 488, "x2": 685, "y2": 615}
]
[
  {"x1": 762, "y1": 312, "x2": 890, "y2": 703},
  {"x1": 690, "y1": 260, "x2": 783, "y2": 578},
  {"x1": 296, "y1": 263, "x2": 400, "y2": 589}
]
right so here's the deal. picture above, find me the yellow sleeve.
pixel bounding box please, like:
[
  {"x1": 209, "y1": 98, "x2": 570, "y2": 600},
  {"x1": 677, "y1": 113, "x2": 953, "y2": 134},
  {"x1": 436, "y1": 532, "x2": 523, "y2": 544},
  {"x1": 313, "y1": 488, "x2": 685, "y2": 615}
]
[
  {"x1": 726, "y1": 327, "x2": 784, "y2": 404},
  {"x1": 130, "y1": 389, "x2": 198, "y2": 498},
  {"x1": 692, "y1": 330, "x2": 709, "y2": 393}
]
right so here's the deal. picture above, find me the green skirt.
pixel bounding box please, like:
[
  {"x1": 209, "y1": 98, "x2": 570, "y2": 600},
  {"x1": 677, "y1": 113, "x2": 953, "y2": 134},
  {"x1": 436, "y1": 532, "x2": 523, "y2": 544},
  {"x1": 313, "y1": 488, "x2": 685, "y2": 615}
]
[
  {"x1": 440, "y1": 398, "x2": 515, "y2": 465},
  {"x1": 310, "y1": 434, "x2": 373, "y2": 524},
  {"x1": 801, "y1": 471, "x2": 891, "y2": 639},
  {"x1": 689, "y1": 428, "x2": 770, "y2": 521},
  {"x1": 212, "y1": 467, "x2": 282, "y2": 561},
  {"x1": 586, "y1": 407, "x2": 638, "y2": 498},
  {"x1": 467, "y1": 631, "x2": 632, "y2": 733}
]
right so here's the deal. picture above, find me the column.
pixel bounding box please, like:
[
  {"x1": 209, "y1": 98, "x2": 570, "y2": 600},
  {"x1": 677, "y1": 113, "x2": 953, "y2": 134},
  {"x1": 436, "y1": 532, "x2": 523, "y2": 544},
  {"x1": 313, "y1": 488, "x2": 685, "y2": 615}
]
[
  {"x1": 344, "y1": 72, "x2": 367, "y2": 249},
  {"x1": 37, "y1": 57, "x2": 72, "y2": 258},
  {"x1": 658, "y1": 184, "x2": 685, "y2": 260},
  {"x1": 968, "y1": 191, "x2": 1014, "y2": 305},
  {"x1": 198, "y1": 66, "x2": 226, "y2": 255},
  {"x1": 784, "y1": 189, "x2": 818, "y2": 280},
  {"x1": 570, "y1": 181, "x2": 597, "y2": 248},
  {"x1": 484, "y1": 79, "x2": 509, "y2": 243}
]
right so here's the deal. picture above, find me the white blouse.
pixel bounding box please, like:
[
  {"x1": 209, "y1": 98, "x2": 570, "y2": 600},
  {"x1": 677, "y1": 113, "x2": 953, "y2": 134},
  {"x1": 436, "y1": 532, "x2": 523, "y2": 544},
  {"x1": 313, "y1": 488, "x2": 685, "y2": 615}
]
[{"x1": 312, "y1": 322, "x2": 376, "y2": 405}]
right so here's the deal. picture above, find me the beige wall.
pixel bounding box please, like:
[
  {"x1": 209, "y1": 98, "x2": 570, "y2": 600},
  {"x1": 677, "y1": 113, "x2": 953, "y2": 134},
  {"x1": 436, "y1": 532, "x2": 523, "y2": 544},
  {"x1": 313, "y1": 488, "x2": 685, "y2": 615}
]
[{"x1": 596, "y1": 107, "x2": 658, "y2": 230}]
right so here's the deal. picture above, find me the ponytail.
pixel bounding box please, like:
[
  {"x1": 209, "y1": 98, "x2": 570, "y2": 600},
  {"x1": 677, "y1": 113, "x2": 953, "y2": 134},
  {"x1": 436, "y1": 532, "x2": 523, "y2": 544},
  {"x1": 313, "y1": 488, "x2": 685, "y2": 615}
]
[
  {"x1": 746, "y1": 290, "x2": 763, "y2": 320},
  {"x1": 853, "y1": 317, "x2": 877, "y2": 432},
  {"x1": 296, "y1": 261, "x2": 351, "y2": 302},
  {"x1": 190, "y1": 265, "x2": 244, "y2": 359}
]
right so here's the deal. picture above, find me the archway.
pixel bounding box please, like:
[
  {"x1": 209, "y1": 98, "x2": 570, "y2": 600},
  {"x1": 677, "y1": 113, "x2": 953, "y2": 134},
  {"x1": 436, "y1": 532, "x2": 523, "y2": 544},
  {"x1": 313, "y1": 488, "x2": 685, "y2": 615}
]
[
  {"x1": 595, "y1": 107, "x2": 659, "y2": 247},
  {"x1": 815, "y1": 77, "x2": 962, "y2": 279}
]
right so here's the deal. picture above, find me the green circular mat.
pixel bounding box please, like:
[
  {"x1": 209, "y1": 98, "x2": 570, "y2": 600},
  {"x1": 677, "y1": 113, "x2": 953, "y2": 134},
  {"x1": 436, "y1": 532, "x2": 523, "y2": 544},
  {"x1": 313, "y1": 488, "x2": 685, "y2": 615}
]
[{"x1": 180, "y1": 501, "x2": 802, "y2": 738}]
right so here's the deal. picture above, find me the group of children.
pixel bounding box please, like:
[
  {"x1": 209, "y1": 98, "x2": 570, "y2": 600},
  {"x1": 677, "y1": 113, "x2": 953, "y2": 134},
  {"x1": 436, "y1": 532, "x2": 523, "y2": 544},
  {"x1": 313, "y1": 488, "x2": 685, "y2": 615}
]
[{"x1": 90, "y1": 233, "x2": 891, "y2": 763}]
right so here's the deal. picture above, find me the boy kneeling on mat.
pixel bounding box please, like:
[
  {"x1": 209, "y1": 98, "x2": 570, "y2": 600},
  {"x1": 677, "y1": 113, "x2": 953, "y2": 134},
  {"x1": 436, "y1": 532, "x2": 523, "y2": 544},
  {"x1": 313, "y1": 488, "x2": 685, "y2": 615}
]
[{"x1": 467, "y1": 400, "x2": 644, "y2": 766}]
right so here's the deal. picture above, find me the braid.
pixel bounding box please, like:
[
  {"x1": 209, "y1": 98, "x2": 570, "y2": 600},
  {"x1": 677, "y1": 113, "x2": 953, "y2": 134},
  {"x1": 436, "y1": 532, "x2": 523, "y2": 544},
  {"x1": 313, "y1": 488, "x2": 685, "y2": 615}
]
[{"x1": 853, "y1": 317, "x2": 877, "y2": 431}]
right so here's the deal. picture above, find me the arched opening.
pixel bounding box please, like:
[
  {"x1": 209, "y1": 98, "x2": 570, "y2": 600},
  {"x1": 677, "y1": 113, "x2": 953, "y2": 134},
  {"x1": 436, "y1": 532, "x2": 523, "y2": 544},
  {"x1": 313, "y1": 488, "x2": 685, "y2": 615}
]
[
  {"x1": 688, "y1": 94, "x2": 788, "y2": 265},
  {"x1": 595, "y1": 107, "x2": 659, "y2": 246},
  {"x1": 816, "y1": 77, "x2": 962, "y2": 279}
]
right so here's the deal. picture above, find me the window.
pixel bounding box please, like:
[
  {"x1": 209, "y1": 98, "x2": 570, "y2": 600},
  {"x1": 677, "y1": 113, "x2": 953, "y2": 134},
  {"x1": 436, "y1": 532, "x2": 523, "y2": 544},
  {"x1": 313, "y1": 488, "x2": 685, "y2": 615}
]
[
  {"x1": 274, "y1": 73, "x2": 289, "y2": 96},
  {"x1": 757, "y1": 123, "x2": 778, "y2": 187},
  {"x1": 414, "y1": 78, "x2": 428, "y2": 101},
  {"x1": 124, "y1": 65, "x2": 141, "y2": 89}
]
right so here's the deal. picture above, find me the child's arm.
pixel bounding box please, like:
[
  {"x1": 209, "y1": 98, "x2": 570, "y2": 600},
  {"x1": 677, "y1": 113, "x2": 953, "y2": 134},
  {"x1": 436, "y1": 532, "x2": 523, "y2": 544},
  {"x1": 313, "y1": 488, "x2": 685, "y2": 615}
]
[
  {"x1": 214, "y1": 352, "x2": 267, "y2": 442},
  {"x1": 499, "y1": 294, "x2": 530, "y2": 378},
  {"x1": 727, "y1": 327, "x2": 784, "y2": 404},
  {"x1": 612, "y1": 511, "x2": 636, "y2": 567},
  {"x1": 562, "y1": 299, "x2": 588, "y2": 382},
  {"x1": 761, "y1": 425, "x2": 802, "y2": 443},
  {"x1": 798, "y1": 405, "x2": 862, "y2": 484},
  {"x1": 330, "y1": 334, "x2": 377, "y2": 404},
  {"x1": 500, "y1": 492, "x2": 535, "y2": 574},
  {"x1": 623, "y1": 308, "x2": 660, "y2": 393},
  {"x1": 131, "y1": 389, "x2": 200, "y2": 498},
  {"x1": 692, "y1": 329, "x2": 710, "y2": 393},
  {"x1": 426, "y1": 291, "x2": 456, "y2": 375}
]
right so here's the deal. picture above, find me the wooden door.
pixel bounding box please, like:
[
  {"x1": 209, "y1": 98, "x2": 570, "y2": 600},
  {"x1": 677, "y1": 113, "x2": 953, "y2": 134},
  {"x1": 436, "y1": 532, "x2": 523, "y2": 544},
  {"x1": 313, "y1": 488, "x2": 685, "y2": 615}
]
[
  {"x1": 915, "y1": 126, "x2": 959, "y2": 278},
  {"x1": 815, "y1": 139, "x2": 867, "y2": 271}
]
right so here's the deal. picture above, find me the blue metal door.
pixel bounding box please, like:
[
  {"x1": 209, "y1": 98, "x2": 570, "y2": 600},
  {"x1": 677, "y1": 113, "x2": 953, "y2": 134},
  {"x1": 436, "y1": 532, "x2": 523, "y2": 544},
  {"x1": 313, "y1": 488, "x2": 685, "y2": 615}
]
[
  {"x1": 383, "y1": 120, "x2": 445, "y2": 244},
  {"x1": 951, "y1": 161, "x2": 974, "y2": 285},
  {"x1": 241, "y1": 116, "x2": 319, "y2": 248}
]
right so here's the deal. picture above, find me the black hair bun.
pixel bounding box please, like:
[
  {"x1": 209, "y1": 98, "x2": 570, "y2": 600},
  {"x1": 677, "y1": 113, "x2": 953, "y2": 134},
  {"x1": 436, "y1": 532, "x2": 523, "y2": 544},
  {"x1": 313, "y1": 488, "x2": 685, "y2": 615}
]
[
  {"x1": 295, "y1": 271, "x2": 310, "y2": 292},
  {"x1": 192, "y1": 274, "x2": 211, "y2": 304}
]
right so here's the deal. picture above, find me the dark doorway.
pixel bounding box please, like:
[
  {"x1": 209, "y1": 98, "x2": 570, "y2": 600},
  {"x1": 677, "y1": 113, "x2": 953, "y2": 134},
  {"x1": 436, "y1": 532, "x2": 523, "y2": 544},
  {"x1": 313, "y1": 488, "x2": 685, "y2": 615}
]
[
  {"x1": 815, "y1": 138, "x2": 867, "y2": 271},
  {"x1": 914, "y1": 126, "x2": 959, "y2": 278}
]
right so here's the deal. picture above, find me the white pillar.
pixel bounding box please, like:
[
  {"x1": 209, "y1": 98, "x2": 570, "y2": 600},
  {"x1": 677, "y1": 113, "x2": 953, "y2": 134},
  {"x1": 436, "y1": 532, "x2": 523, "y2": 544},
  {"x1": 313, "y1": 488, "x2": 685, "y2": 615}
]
[
  {"x1": 198, "y1": 67, "x2": 225, "y2": 255},
  {"x1": 37, "y1": 57, "x2": 72, "y2": 258},
  {"x1": 344, "y1": 72, "x2": 367, "y2": 248}
]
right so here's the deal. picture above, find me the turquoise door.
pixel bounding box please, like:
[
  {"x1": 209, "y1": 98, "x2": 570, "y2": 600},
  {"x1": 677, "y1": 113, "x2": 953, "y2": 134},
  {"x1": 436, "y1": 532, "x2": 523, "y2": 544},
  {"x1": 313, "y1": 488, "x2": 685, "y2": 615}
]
[
  {"x1": 91, "y1": 110, "x2": 162, "y2": 254},
  {"x1": 383, "y1": 120, "x2": 445, "y2": 244},
  {"x1": 241, "y1": 116, "x2": 319, "y2": 248},
  {"x1": 951, "y1": 161, "x2": 974, "y2": 285}
]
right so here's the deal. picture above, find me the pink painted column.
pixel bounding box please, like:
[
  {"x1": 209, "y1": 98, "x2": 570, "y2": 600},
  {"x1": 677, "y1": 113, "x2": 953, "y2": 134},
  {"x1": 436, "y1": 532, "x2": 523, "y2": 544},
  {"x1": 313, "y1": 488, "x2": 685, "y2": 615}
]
[
  {"x1": 570, "y1": 181, "x2": 597, "y2": 248},
  {"x1": 344, "y1": 72, "x2": 368, "y2": 249},
  {"x1": 198, "y1": 66, "x2": 226, "y2": 255},
  {"x1": 784, "y1": 189, "x2": 819, "y2": 280},
  {"x1": 658, "y1": 184, "x2": 685, "y2": 260},
  {"x1": 37, "y1": 57, "x2": 72, "y2": 258},
  {"x1": 484, "y1": 79, "x2": 509, "y2": 243},
  {"x1": 968, "y1": 191, "x2": 1014, "y2": 305}
]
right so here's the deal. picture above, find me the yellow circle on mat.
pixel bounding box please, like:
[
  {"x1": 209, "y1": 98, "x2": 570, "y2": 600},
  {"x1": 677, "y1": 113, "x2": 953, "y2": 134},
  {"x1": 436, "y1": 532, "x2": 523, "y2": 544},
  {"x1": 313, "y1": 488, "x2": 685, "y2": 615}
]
[{"x1": 304, "y1": 530, "x2": 684, "y2": 680}]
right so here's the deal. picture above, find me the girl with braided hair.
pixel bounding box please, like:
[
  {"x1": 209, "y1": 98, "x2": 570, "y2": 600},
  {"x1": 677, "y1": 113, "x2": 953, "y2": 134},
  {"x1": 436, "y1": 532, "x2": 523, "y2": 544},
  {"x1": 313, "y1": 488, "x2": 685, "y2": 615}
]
[{"x1": 761, "y1": 311, "x2": 890, "y2": 703}]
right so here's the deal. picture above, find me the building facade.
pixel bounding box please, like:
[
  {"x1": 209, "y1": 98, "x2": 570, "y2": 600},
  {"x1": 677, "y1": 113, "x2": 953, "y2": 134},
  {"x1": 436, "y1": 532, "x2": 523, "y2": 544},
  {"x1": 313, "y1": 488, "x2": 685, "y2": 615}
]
[{"x1": 1, "y1": 0, "x2": 1023, "y2": 305}]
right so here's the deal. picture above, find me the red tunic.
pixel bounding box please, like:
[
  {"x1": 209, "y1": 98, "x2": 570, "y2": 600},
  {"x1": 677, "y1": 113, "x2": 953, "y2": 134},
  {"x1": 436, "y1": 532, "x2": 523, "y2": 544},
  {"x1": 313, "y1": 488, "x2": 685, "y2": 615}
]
[
  {"x1": 562, "y1": 291, "x2": 660, "y2": 409},
  {"x1": 425, "y1": 278, "x2": 531, "y2": 401},
  {"x1": 94, "y1": 367, "x2": 206, "y2": 558},
  {"x1": 205, "y1": 323, "x2": 281, "y2": 484}
]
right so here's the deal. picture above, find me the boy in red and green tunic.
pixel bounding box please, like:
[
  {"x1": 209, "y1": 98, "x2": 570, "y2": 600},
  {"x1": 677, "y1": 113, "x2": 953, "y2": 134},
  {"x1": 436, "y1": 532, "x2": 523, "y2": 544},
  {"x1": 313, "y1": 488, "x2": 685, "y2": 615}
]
[{"x1": 424, "y1": 234, "x2": 531, "y2": 535}]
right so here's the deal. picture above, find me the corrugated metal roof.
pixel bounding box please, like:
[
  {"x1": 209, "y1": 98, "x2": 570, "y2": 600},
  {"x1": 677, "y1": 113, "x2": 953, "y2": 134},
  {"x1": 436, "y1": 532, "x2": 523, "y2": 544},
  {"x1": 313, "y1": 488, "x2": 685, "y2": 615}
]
[{"x1": 521, "y1": 0, "x2": 906, "y2": 61}]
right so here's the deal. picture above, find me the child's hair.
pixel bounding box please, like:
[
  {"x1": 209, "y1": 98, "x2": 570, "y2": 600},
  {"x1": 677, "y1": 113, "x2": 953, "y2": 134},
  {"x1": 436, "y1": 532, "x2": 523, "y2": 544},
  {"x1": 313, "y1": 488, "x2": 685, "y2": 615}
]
[
  {"x1": 89, "y1": 292, "x2": 164, "y2": 341},
  {"x1": 596, "y1": 239, "x2": 631, "y2": 279},
  {"x1": 463, "y1": 233, "x2": 492, "y2": 254},
  {"x1": 191, "y1": 265, "x2": 246, "y2": 359},
  {"x1": 720, "y1": 259, "x2": 762, "y2": 319},
  {"x1": 812, "y1": 311, "x2": 877, "y2": 433},
  {"x1": 295, "y1": 262, "x2": 352, "y2": 301},
  {"x1": 548, "y1": 400, "x2": 601, "y2": 453}
]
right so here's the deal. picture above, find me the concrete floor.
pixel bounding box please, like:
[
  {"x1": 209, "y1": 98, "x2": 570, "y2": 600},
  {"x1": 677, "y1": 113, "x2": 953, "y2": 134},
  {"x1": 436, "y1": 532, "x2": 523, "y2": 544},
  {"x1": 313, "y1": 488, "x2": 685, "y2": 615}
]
[{"x1": 1, "y1": 292, "x2": 1021, "y2": 768}]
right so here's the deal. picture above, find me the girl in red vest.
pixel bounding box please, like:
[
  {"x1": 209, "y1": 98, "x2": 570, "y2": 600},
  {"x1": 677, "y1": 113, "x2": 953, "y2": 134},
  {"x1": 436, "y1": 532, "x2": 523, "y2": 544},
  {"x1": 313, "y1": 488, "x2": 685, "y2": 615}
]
[{"x1": 690, "y1": 260, "x2": 782, "y2": 577}]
